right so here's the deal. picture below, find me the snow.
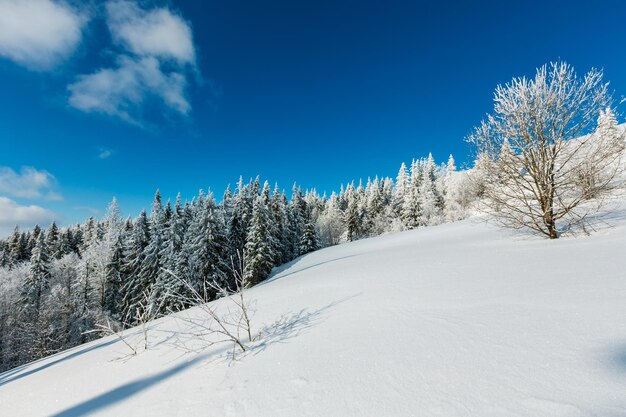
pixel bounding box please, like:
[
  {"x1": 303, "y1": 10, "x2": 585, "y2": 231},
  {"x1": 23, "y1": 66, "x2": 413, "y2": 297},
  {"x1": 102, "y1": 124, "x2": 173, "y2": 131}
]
[{"x1": 2, "y1": 217, "x2": 626, "y2": 416}]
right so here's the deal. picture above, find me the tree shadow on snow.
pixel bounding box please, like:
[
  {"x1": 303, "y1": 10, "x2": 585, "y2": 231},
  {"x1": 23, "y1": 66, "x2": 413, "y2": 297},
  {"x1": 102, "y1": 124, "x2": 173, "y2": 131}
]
[
  {"x1": 262, "y1": 254, "x2": 362, "y2": 285},
  {"x1": 31, "y1": 295, "x2": 362, "y2": 416},
  {"x1": 605, "y1": 344, "x2": 626, "y2": 373},
  {"x1": 570, "y1": 202, "x2": 626, "y2": 235},
  {"x1": 48, "y1": 348, "x2": 224, "y2": 417},
  {"x1": 246, "y1": 293, "x2": 362, "y2": 358},
  {"x1": 0, "y1": 338, "x2": 119, "y2": 388}
]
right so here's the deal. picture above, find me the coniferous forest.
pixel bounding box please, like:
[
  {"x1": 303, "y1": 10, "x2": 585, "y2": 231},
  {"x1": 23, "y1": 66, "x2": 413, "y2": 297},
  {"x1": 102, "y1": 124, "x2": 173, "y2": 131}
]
[{"x1": 0, "y1": 153, "x2": 475, "y2": 372}]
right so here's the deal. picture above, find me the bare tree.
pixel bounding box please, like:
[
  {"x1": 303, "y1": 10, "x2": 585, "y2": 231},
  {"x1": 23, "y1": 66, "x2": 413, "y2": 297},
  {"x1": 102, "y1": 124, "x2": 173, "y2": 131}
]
[
  {"x1": 88, "y1": 287, "x2": 162, "y2": 358},
  {"x1": 161, "y1": 252, "x2": 258, "y2": 355},
  {"x1": 467, "y1": 62, "x2": 626, "y2": 238}
]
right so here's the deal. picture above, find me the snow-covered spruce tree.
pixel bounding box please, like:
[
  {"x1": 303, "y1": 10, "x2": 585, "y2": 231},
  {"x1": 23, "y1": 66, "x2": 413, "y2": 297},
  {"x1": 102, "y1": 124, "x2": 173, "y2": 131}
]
[
  {"x1": 17, "y1": 233, "x2": 52, "y2": 361},
  {"x1": 120, "y1": 210, "x2": 150, "y2": 323},
  {"x1": 45, "y1": 221, "x2": 61, "y2": 260},
  {"x1": 401, "y1": 162, "x2": 422, "y2": 229},
  {"x1": 137, "y1": 191, "x2": 166, "y2": 314},
  {"x1": 300, "y1": 217, "x2": 319, "y2": 254},
  {"x1": 394, "y1": 162, "x2": 410, "y2": 218},
  {"x1": 152, "y1": 194, "x2": 188, "y2": 314},
  {"x1": 288, "y1": 185, "x2": 307, "y2": 255},
  {"x1": 443, "y1": 155, "x2": 461, "y2": 221},
  {"x1": 8, "y1": 226, "x2": 24, "y2": 267},
  {"x1": 176, "y1": 194, "x2": 229, "y2": 303},
  {"x1": 0, "y1": 244, "x2": 8, "y2": 268},
  {"x1": 468, "y1": 62, "x2": 625, "y2": 238},
  {"x1": 96, "y1": 198, "x2": 124, "y2": 318},
  {"x1": 344, "y1": 183, "x2": 362, "y2": 241},
  {"x1": 261, "y1": 181, "x2": 282, "y2": 263},
  {"x1": 81, "y1": 217, "x2": 98, "y2": 253},
  {"x1": 227, "y1": 179, "x2": 251, "y2": 263},
  {"x1": 279, "y1": 191, "x2": 297, "y2": 261},
  {"x1": 245, "y1": 195, "x2": 276, "y2": 285},
  {"x1": 20, "y1": 233, "x2": 51, "y2": 319},
  {"x1": 102, "y1": 231, "x2": 125, "y2": 321},
  {"x1": 58, "y1": 228, "x2": 75, "y2": 258},
  {"x1": 418, "y1": 153, "x2": 444, "y2": 226},
  {"x1": 269, "y1": 185, "x2": 287, "y2": 263}
]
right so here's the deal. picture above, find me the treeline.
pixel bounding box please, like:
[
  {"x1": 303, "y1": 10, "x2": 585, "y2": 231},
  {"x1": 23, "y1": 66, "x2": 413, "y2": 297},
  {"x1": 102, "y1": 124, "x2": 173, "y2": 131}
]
[{"x1": 0, "y1": 153, "x2": 476, "y2": 372}]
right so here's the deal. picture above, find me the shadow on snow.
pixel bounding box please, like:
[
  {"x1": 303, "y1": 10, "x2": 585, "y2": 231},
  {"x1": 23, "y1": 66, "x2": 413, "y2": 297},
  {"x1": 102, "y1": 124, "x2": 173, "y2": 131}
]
[
  {"x1": 0, "y1": 338, "x2": 119, "y2": 388},
  {"x1": 47, "y1": 293, "x2": 361, "y2": 417}
]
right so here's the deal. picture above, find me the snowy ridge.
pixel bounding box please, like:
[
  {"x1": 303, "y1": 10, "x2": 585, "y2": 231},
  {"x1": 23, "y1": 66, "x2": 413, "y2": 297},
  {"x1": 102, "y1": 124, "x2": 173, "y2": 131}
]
[{"x1": 2, "y1": 217, "x2": 626, "y2": 416}]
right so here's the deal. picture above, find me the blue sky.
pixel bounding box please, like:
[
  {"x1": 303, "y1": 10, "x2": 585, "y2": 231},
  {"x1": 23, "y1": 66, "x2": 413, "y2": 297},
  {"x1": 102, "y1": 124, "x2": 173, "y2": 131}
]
[{"x1": 1, "y1": 0, "x2": 626, "y2": 235}]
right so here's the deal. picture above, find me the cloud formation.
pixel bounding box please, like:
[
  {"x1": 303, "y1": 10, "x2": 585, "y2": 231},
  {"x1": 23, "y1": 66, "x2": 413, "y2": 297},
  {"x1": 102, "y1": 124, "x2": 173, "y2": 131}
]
[
  {"x1": 0, "y1": 0, "x2": 86, "y2": 70},
  {"x1": 98, "y1": 147, "x2": 114, "y2": 159},
  {"x1": 68, "y1": 1, "x2": 197, "y2": 124},
  {"x1": 106, "y1": 0, "x2": 195, "y2": 64},
  {"x1": 0, "y1": 166, "x2": 62, "y2": 200},
  {"x1": 0, "y1": 196, "x2": 57, "y2": 237},
  {"x1": 69, "y1": 55, "x2": 189, "y2": 122}
]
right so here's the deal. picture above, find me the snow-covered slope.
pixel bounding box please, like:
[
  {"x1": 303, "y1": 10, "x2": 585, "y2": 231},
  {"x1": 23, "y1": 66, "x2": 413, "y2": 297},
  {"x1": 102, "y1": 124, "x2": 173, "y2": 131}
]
[{"x1": 2, "y1": 218, "x2": 626, "y2": 417}]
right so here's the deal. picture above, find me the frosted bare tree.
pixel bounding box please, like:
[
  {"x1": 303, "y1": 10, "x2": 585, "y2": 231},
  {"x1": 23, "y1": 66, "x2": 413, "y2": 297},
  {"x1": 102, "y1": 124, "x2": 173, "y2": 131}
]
[
  {"x1": 88, "y1": 286, "x2": 162, "y2": 359},
  {"x1": 467, "y1": 62, "x2": 625, "y2": 238},
  {"x1": 161, "y1": 252, "x2": 258, "y2": 355}
]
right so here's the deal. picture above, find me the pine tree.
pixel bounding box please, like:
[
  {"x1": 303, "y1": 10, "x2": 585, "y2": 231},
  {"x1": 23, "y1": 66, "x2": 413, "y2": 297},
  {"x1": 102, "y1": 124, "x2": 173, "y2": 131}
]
[
  {"x1": 227, "y1": 180, "x2": 251, "y2": 261},
  {"x1": 443, "y1": 154, "x2": 465, "y2": 222},
  {"x1": 268, "y1": 185, "x2": 287, "y2": 263},
  {"x1": 345, "y1": 183, "x2": 362, "y2": 241},
  {"x1": 245, "y1": 195, "x2": 276, "y2": 285},
  {"x1": 45, "y1": 221, "x2": 60, "y2": 259},
  {"x1": 8, "y1": 226, "x2": 23, "y2": 267},
  {"x1": 137, "y1": 191, "x2": 165, "y2": 315},
  {"x1": 57, "y1": 229, "x2": 74, "y2": 257},
  {"x1": 401, "y1": 185, "x2": 420, "y2": 229},
  {"x1": 400, "y1": 162, "x2": 422, "y2": 229},
  {"x1": 81, "y1": 217, "x2": 98, "y2": 253},
  {"x1": 394, "y1": 163, "x2": 410, "y2": 217},
  {"x1": 0, "y1": 245, "x2": 8, "y2": 268},
  {"x1": 103, "y1": 233, "x2": 124, "y2": 319},
  {"x1": 418, "y1": 153, "x2": 444, "y2": 226},
  {"x1": 153, "y1": 194, "x2": 188, "y2": 313},
  {"x1": 280, "y1": 191, "x2": 297, "y2": 261},
  {"x1": 597, "y1": 107, "x2": 621, "y2": 144},
  {"x1": 21, "y1": 234, "x2": 51, "y2": 318},
  {"x1": 300, "y1": 219, "x2": 318, "y2": 254},
  {"x1": 120, "y1": 210, "x2": 150, "y2": 323},
  {"x1": 73, "y1": 251, "x2": 98, "y2": 344}
]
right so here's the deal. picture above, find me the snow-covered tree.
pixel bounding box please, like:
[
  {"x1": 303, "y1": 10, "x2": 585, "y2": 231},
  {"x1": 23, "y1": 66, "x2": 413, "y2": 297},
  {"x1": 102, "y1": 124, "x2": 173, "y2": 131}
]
[
  {"x1": 136, "y1": 191, "x2": 166, "y2": 314},
  {"x1": 300, "y1": 218, "x2": 318, "y2": 254},
  {"x1": 316, "y1": 192, "x2": 345, "y2": 246},
  {"x1": 245, "y1": 195, "x2": 276, "y2": 285},
  {"x1": 418, "y1": 154, "x2": 444, "y2": 226},
  {"x1": 21, "y1": 234, "x2": 51, "y2": 318},
  {"x1": 468, "y1": 62, "x2": 625, "y2": 238}
]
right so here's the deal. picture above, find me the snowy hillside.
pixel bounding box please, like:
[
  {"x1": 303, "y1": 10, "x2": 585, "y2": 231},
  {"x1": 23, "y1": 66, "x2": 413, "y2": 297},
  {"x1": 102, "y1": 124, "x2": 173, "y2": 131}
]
[{"x1": 2, "y1": 217, "x2": 626, "y2": 417}]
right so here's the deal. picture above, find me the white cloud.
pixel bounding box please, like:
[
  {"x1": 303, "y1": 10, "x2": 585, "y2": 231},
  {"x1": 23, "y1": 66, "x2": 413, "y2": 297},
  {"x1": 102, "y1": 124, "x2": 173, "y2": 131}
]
[
  {"x1": 0, "y1": 166, "x2": 62, "y2": 200},
  {"x1": 68, "y1": 55, "x2": 189, "y2": 122},
  {"x1": 0, "y1": 196, "x2": 56, "y2": 237},
  {"x1": 68, "y1": 1, "x2": 197, "y2": 124},
  {"x1": 106, "y1": 0, "x2": 195, "y2": 64},
  {"x1": 98, "y1": 147, "x2": 114, "y2": 159},
  {"x1": 0, "y1": 0, "x2": 86, "y2": 70}
]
